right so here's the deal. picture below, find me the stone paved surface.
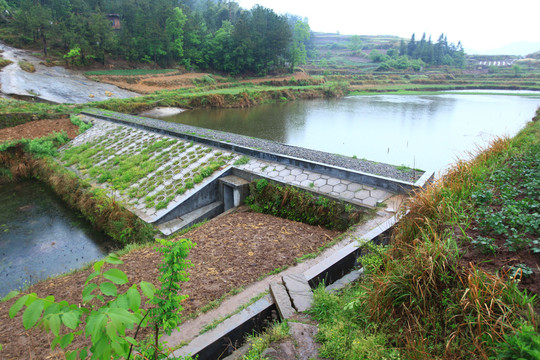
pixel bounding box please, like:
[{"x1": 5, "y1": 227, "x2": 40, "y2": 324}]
[{"x1": 236, "y1": 159, "x2": 393, "y2": 208}]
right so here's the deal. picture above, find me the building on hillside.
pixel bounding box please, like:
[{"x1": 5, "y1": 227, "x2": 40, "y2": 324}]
[{"x1": 107, "y1": 14, "x2": 121, "y2": 30}]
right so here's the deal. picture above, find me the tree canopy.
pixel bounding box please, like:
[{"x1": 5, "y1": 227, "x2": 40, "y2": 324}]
[
  {"x1": 2, "y1": 0, "x2": 311, "y2": 75},
  {"x1": 404, "y1": 32, "x2": 465, "y2": 67}
]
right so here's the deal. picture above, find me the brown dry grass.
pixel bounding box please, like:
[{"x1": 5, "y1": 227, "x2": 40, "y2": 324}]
[{"x1": 364, "y1": 133, "x2": 538, "y2": 359}]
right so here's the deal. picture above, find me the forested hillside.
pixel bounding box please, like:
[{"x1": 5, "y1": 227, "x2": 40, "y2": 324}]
[{"x1": 0, "y1": 0, "x2": 310, "y2": 75}]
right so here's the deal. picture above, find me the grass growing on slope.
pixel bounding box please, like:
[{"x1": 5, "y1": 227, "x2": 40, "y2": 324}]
[
  {"x1": 0, "y1": 54, "x2": 13, "y2": 69},
  {"x1": 310, "y1": 112, "x2": 540, "y2": 359},
  {"x1": 309, "y1": 283, "x2": 400, "y2": 360}
]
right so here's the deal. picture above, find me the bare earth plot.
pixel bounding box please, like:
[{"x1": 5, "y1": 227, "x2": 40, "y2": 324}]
[{"x1": 0, "y1": 210, "x2": 340, "y2": 359}]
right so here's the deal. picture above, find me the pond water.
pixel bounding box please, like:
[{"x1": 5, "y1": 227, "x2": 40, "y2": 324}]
[
  {"x1": 156, "y1": 92, "x2": 540, "y2": 173},
  {"x1": 0, "y1": 180, "x2": 111, "y2": 296}
]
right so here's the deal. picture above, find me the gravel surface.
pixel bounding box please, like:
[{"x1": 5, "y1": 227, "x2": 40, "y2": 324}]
[{"x1": 83, "y1": 108, "x2": 424, "y2": 183}]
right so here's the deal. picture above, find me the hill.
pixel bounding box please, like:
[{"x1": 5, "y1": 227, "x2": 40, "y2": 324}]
[{"x1": 469, "y1": 41, "x2": 540, "y2": 56}]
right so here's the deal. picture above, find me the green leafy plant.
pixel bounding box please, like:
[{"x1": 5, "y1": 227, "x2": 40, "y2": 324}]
[
  {"x1": 358, "y1": 242, "x2": 388, "y2": 275},
  {"x1": 471, "y1": 236, "x2": 499, "y2": 255},
  {"x1": 233, "y1": 156, "x2": 250, "y2": 165},
  {"x1": 2, "y1": 238, "x2": 194, "y2": 360},
  {"x1": 2, "y1": 254, "x2": 153, "y2": 360},
  {"x1": 246, "y1": 180, "x2": 367, "y2": 230},
  {"x1": 70, "y1": 114, "x2": 93, "y2": 134},
  {"x1": 494, "y1": 325, "x2": 540, "y2": 360},
  {"x1": 140, "y1": 238, "x2": 194, "y2": 359},
  {"x1": 508, "y1": 264, "x2": 535, "y2": 280}
]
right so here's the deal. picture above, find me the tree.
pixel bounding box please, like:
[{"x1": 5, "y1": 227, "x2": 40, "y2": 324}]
[
  {"x1": 348, "y1": 35, "x2": 363, "y2": 56},
  {"x1": 512, "y1": 64, "x2": 522, "y2": 77},
  {"x1": 146, "y1": 238, "x2": 193, "y2": 359},
  {"x1": 407, "y1": 33, "x2": 416, "y2": 57},
  {"x1": 166, "y1": 7, "x2": 187, "y2": 59},
  {"x1": 182, "y1": 11, "x2": 210, "y2": 69},
  {"x1": 290, "y1": 19, "x2": 310, "y2": 71},
  {"x1": 207, "y1": 20, "x2": 235, "y2": 73},
  {"x1": 246, "y1": 5, "x2": 291, "y2": 75},
  {"x1": 369, "y1": 49, "x2": 388, "y2": 63},
  {"x1": 399, "y1": 39, "x2": 407, "y2": 56},
  {"x1": 12, "y1": 0, "x2": 54, "y2": 54}
]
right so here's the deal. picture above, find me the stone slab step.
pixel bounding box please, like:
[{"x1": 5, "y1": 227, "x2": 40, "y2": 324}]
[
  {"x1": 269, "y1": 283, "x2": 295, "y2": 320},
  {"x1": 157, "y1": 201, "x2": 223, "y2": 236},
  {"x1": 282, "y1": 273, "x2": 313, "y2": 312}
]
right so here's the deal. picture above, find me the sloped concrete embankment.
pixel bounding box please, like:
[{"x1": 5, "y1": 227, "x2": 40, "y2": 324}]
[{"x1": 72, "y1": 110, "x2": 433, "y2": 235}]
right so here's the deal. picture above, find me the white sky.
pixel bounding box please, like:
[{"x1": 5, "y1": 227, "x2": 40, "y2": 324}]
[{"x1": 236, "y1": 0, "x2": 540, "y2": 52}]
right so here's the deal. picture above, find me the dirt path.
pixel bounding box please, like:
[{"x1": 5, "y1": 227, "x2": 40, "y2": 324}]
[
  {"x1": 0, "y1": 211, "x2": 339, "y2": 359},
  {"x1": 0, "y1": 118, "x2": 80, "y2": 141}
]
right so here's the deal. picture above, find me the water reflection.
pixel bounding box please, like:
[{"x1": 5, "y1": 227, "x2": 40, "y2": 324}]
[
  {"x1": 0, "y1": 181, "x2": 111, "y2": 296},
  {"x1": 158, "y1": 94, "x2": 539, "y2": 172}
]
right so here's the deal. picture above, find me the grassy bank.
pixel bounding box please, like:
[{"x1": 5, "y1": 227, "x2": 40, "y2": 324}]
[
  {"x1": 91, "y1": 81, "x2": 348, "y2": 114},
  {"x1": 0, "y1": 99, "x2": 75, "y2": 129},
  {"x1": 308, "y1": 111, "x2": 540, "y2": 359},
  {"x1": 0, "y1": 81, "x2": 346, "y2": 123}
]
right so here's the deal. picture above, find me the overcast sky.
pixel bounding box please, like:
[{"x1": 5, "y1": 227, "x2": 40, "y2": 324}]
[{"x1": 236, "y1": 0, "x2": 539, "y2": 53}]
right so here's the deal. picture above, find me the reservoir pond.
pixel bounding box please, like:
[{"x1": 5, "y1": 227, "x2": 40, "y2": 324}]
[
  {"x1": 0, "y1": 180, "x2": 111, "y2": 296},
  {"x1": 157, "y1": 92, "x2": 540, "y2": 173}
]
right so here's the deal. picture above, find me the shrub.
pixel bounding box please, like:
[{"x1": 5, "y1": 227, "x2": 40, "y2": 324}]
[
  {"x1": 245, "y1": 179, "x2": 367, "y2": 230},
  {"x1": 494, "y1": 325, "x2": 540, "y2": 360},
  {"x1": 18, "y1": 60, "x2": 35, "y2": 73}
]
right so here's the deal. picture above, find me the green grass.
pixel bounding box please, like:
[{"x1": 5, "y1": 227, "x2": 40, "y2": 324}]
[
  {"x1": 314, "y1": 115, "x2": 540, "y2": 359},
  {"x1": 233, "y1": 156, "x2": 250, "y2": 165},
  {"x1": 241, "y1": 321, "x2": 290, "y2": 360},
  {"x1": 256, "y1": 265, "x2": 289, "y2": 281},
  {"x1": 350, "y1": 89, "x2": 540, "y2": 97},
  {"x1": 60, "y1": 125, "x2": 232, "y2": 211},
  {"x1": 308, "y1": 283, "x2": 400, "y2": 360},
  {"x1": 0, "y1": 131, "x2": 70, "y2": 156},
  {"x1": 0, "y1": 98, "x2": 74, "y2": 123},
  {"x1": 190, "y1": 286, "x2": 246, "y2": 320},
  {"x1": 18, "y1": 60, "x2": 35, "y2": 73},
  {"x1": 0, "y1": 55, "x2": 13, "y2": 69}
]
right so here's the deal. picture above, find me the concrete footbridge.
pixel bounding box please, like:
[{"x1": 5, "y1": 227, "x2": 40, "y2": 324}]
[{"x1": 61, "y1": 109, "x2": 433, "y2": 235}]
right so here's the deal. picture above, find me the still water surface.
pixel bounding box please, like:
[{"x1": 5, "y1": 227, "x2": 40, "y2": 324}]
[
  {"x1": 158, "y1": 93, "x2": 540, "y2": 173},
  {"x1": 0, "y1": 181, "x2": 110, "y2": 296}
]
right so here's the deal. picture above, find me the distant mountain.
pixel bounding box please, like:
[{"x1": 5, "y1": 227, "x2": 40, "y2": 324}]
[{"x1": 467, "y1": 41, "x2": 540, "y2": 56}]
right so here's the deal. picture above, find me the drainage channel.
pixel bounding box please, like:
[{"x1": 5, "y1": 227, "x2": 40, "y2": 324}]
[{"x1": 169, "y1": 214, "x2": 397, "y2": 359}]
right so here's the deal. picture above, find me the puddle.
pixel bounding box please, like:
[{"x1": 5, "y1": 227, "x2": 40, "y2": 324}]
[{"x1": 0, "y1": 180, "x2": 113, "y2": 296}]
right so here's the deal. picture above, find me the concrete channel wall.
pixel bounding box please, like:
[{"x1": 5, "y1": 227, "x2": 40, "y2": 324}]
[
  {"x1": 81, "y1": 109, "x2": 434, "y2": 194},
  {"x1": 153, "y1": 167, "x2": 232, "y2": 225},
  {"x1": 171, "y1": 214, "x2": 397, "y2": 359}
]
